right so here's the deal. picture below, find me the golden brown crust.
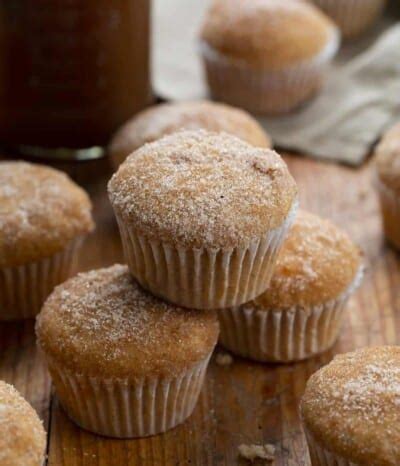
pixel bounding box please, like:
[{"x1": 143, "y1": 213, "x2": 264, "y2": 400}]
[
  {"x1": 245, "y1": 210, "x2": 362, "y2": 309},
  {"x1": 375, "y1": 122, "x2": 400, "y2": 193},
  {"x1": 0, "y1": 161, "x2": 94, "y2": 267},
  {"x1": 108, "y1": 130, "x2": 297, "y2": 249},
  {"x1": 0, "y1": 381, "x2": 46, "y2": 466},
  {"x1": 36, "y1": 265, "x2": 219, "y2": 379},
  {"x1": 109, "y1": 100, "x2": 271, "y2": 168},
  {"x1": 301, "y1": 346, "x2": 400, "y2": 466},
  {"x1": 200, "y1": 0, "x2": 337, "y2": 69}
]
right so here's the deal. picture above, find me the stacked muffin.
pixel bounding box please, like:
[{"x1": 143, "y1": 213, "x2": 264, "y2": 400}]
[
  {"x1": 36, "y1": 264, "x2": 219, "y2": 438},
  {"x1": 108, "y1": 130, "x2": 297, "y2": 309},
  {"x1": 107, "y1": 128, "x2": 362, "y2": 365},
  {"x1": 37, "y1": 129, "x2": 297, "y2": 438},
  {"x1": 218, "y1": 210, "x2": 363, "y2": 362},
  {"x1": 35, "y1": 122, "x2": 362, "y2": 440}
]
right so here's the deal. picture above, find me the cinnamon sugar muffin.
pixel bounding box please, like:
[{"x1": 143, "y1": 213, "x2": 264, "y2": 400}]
[
  {"x1": 301, "y1": 346, "x2": 400, "y2": 466},
  {"x1": 312, "y1": 0, "x2": 386, "y2": 39},
  {"x1": 219, "y1": 211, "x2": 363, "y2": 362},
  {"x1": 0, "y1": 161, "x2": 94, "y2": 320},
  {"x1": 199, "y1": 0, "x2": 339, "y2": 114},
  {"x1": 0, "y1": 381, "x2": 46, "y2": 466},
  {"x1": 36, "y1": 265, "x2": 219, "y2": 438},
  {"x1": 108, "y1": 130, "x2": 298, "y2": 310},
  {"x1": 109, "y1": 100, "x2": 271, "y2": 169},
  {"x1": 374, "y1": 122, "x2": 400, "y2": 249}
]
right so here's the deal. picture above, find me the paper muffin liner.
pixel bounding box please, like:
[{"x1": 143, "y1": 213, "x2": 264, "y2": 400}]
[
  {"x1": 115, "y1": 200, "x2": 298, "y2": 310},
  {"x1": 199, "y1": 29, "x2": 339, "y2": 115},
  {"x1": 0, "y1": 239, "x2": 82, "y2": 321},
  {"x1": 313, "y1": 0, "x2": 385, "y2": 39},
  {"x1": 376, "y1": 178, "x2": 400, "y2": 250},
  {"x1": 304, "y1": 428, "x2": 357, "y2": 466},
  {"x1": 218, "y1": 265, "x2": 364, "y2": 362},
  {"x1": 46, "y1": 355, "x2": 211, "y2": 438}
]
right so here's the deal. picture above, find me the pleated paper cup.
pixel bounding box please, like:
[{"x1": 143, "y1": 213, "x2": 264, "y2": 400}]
[
  {"x1": 115, "y1": 201, "x2": 298, "y2": 310},
  {"x1": 0, "y1": 239, "x2": 82, "y2": 321},
  {"x1": 313, "y1": 0, "x2": 385, "y2": 39},
  {"x1": 199, "y1": 30, "x2": 339, "y2": 115},
  {"x1": 376, "y1": 179, "x2": 400, "y2": 250},
  {"x1": 218, "y1": 266, "x2": 364, "y2": 363},
  {"x1": 304, "y1": 428, "x2": 356, "y2": 466},
  {"x1": 46, "y1": 355, "x2": 211, "y2": 438}
]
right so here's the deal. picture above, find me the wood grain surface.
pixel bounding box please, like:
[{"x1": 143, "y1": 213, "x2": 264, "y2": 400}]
[{"x1": 0, "y1": 153, "x2": 395, "y2": 466}]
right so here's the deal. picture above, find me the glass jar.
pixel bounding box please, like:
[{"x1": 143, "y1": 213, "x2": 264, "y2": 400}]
[{"x1": 0, "y1": 0, "x2": 152, "y2": 160}]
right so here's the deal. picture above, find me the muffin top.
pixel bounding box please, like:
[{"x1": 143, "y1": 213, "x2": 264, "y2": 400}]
[
  {"x1": 0, "y1": 381, "x2": 46, "y2": 466},
  {"x1": 36, "y1": 264, "x2": 219, "y2": 379},
  {"x1": 301, "y1": 346, "x2": 400, "y2": 466},
  {"x1": 200, "y1": 0, "x2": 338, "y2": 69},
  {"x1": 109, "y1": 100, "x2": 271, "y2": 168},
  {"x1": 375, "y1": 122, "x2": 400, "y2": 192},
  {"x1": 108, "y1": 130, "x2": 297, "y2": 249},
  {"x1": 0, "y1": 161, "x2": 94, "y2": 267},
  {"x1": 243, "y1": 211, "x2": 361, "y2": 309}
]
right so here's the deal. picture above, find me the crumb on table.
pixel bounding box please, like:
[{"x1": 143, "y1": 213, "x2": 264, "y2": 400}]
[
  {"x1": 238, "y1": 443, "x2": 275, "y2": 463},
  {"x1": 215, "y1": 352, "x2": 234, "y2": 366}
]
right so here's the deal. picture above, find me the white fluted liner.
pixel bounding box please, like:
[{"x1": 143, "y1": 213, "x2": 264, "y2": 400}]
[
  {"x1": 116, "y1": 201, "x2": 298, "y2": 310},
  {"x1": 47, "y1": 356, "x2": 211, "y2": 438},
  {"x1": 0, "y1": 239, "x2": 82, "y2": 321},
  {"x1": 218, "y1": 266, "x2": 364, "y2": 362},
  {"x1": 313, "y1": 0, "x2": 385, "y2": 39},
  {"x1": 305, "y1": 429, "x2": 358, "y2": 466},
  {"x1": 199, "y1": 29, "x2": 339, "y2": 115},
  {"x1": 376, "y1": 179, "x2": 400, "y2": 250}
]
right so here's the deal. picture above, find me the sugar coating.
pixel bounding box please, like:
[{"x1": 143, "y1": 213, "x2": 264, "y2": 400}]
[
  {"x1": 244, "y1": 210, "x2": 361, "y2": 309},
  {"x1": 200, "y1": 0, "x2": 336, "y2": 69},
  {"x1": 0, "y1": 161, "x2": 94, "y2": 267},
  {"x1": 36, "y1": 264, "x2": 219, "y2": 379},
  {"x1": 0, "y1": 381, "x2": 46, "y2": 466},
  {"x1": 375, "y1": 122, "x2": 400, "y2": 193},
  {"x1": 109, "y1": 100, "x2": 271, "y2": 168},
  {"x1": 302, "y1": 346, "x2": 400, "y2": 466},
  {"x1": 108, "y1": 130, "x2": 297, "y2": 249}
]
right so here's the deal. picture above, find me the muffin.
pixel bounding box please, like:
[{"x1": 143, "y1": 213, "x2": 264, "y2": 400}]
[
  {"x1": 0, "y1": 381, "x2": 46, "y2": 466},
  {"x1": 0, "y1": 161, "x2": 94, "y2": 320},
  {"x1": 108, "y1": 130, "x2": 298, "y2": 310},
  {"x1": 219, "y1": 211, "x2": 363, "y2": 362},
  {"x1": 36, "y1": 264, "x2": 219, "y2": 438},
  {"x1": 301, "y1": 346, "x2": 400, "y2": 466},
  {"x1": 199, "y1": 0, "x2": 339, "y2": 115},
  {"x1": 374, "y1": 122, "x2": 400, "y2": 249},
  {"x1": 108, "y1": 100, "x2": 271, "y2": 169},
  {"x1": 312, "y1": 0, "x2": 386, "y2": 39}
]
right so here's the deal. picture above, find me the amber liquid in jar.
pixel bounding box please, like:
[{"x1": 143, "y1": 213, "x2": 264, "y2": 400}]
[{"x1": 0, "y1": 0, "x2": 152, "y2": 159}]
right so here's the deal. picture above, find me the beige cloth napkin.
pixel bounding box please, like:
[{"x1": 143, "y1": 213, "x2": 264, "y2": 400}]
[
  {"x1": 154, "y1": 0, "x2": 400, "y2": 165},
  {"x1": 261, "y1": 26, "x2": 400, "y2": 165}
]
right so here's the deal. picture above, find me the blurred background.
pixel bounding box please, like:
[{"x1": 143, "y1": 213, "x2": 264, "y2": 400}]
[{"x1": 0, "y1": 0, "x2": 398, "y2": 165}]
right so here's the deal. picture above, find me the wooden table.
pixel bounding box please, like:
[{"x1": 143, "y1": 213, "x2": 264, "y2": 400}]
[{"x1": 0, "y1": 153, "x2": 393, "y2": 465}]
